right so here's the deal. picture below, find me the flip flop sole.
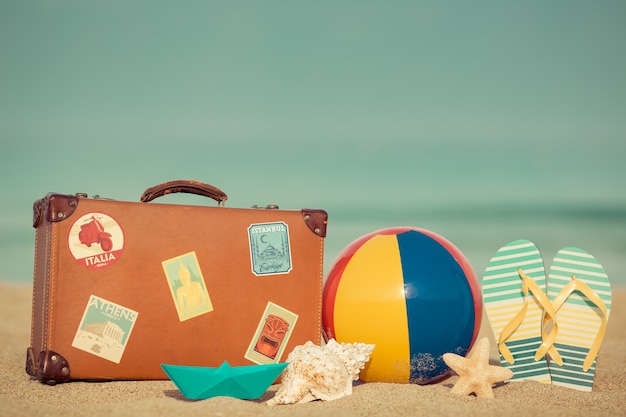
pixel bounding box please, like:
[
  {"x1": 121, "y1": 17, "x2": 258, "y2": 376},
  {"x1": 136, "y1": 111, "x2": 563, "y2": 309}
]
[
  {"x1": 547, "y1": 247, "x2": 612, "y2": 392},
  {"x1": 482, "y1": 239, "x2": 551, "y2": 383}
]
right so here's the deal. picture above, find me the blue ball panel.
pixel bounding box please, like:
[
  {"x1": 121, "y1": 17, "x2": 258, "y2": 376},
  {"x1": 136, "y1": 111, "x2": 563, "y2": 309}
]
[{"x1": 396, "y1": 230, "x2": 476, "y2": 383}]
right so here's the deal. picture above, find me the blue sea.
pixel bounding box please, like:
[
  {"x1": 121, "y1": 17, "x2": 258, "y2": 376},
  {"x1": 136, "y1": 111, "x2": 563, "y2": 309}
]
[{"x1": 1, "y1": 140, "x2": 625, "y2": 287}]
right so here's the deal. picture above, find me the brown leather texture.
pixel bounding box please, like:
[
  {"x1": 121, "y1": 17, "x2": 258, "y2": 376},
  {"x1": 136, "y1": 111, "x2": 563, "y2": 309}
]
[
  {"x1": 29, "y1": 189, "x2": 327, "y2": 382},
  {"x1": 140, "y1": 179, "x2": 228, "y2": 205},
  {"x1": 37, "y1": 350, "x2": 71, "y2": 385},
  {"x1": 32, "y1": 193, "x2": 80, "y2": 227}
]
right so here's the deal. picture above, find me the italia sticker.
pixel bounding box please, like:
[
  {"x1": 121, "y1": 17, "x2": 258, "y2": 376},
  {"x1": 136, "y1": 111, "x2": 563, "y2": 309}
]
[
  {"x1": 248, "y1": 222, "x2": 292, "y2": 276},
  {"x1": 67, "y1": 212, "x2": 124, "y2": 269}
]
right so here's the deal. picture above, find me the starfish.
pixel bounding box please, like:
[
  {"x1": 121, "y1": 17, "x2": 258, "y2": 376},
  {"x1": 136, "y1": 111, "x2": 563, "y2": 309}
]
[{"x1": 442, "y1": 337, "x2": 513, "y2": 398}]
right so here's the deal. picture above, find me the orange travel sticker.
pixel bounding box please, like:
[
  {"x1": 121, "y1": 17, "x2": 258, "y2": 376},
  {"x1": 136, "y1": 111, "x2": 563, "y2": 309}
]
[{"x1": 245, "y1": 302, "x2": 298, "y2": 364}]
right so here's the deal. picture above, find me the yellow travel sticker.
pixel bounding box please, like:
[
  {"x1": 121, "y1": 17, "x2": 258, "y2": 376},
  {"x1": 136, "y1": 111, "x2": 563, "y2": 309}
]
[{"x1": 162, "y1": 251, "x2": 214, "y2": 321}]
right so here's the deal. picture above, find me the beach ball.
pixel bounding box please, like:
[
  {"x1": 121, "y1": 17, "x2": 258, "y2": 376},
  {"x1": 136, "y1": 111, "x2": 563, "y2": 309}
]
[{"x1": 322, "y1": 227, "x2": 482, "y2": 384}]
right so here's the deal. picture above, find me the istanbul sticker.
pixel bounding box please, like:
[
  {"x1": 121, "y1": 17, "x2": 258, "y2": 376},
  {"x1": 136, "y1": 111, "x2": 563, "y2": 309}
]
[
  {"x1": 162, "y1": 251, "x2": 214, "y2": 321},
  {"x1": 248, "y1": 222, "x2": 292, "y2": 276},
  {"x1": 71, "y1": 295, "x2": 138, "y2": 364},
  {"x1": 67, "y1": 212, "x2": 124, "y2": 269},
  {"x1": 244, "y1": 302, "x2": 298, "y2": 365}
]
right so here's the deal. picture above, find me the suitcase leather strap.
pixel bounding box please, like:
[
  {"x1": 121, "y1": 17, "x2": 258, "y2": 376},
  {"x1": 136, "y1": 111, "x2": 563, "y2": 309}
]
[{"x1": 140, "y1": 180, "x2": 228, "y2": 206}]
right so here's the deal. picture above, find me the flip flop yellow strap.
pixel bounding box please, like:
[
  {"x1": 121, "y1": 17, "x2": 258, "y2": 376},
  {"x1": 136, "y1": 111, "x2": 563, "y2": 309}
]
[
  {"x1": 550, "y1": 275, "x2": 609, "y2": 372},
  {"x1": 543, "y1": 279, "x2": 576, "y2": 365},
  {"x1": 497, "y1": 268, "x2": 554, "y2": 365},
  {"x1": 514, "y1": 269, "x2": 562, "y2": 365}
]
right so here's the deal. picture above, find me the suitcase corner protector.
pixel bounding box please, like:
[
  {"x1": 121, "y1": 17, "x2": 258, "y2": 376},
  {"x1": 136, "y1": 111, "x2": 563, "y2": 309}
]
[
  {"x1": 30, "y1": 349, "x2": 72, "y2": 385},
  {"x1": 302, "y1": 209, "x2": 328, "y2": 237}
]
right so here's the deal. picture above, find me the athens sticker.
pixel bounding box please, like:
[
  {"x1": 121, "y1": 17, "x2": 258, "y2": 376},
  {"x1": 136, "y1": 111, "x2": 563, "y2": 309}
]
[
  {"x1": 67, "y1": 212, "x2": 124, "y2": 269},
  {"x1": 245, "y1": 302, "x2": 298, "y2": 364},
  {"x1": 162, "y1": 251, "x2": 214, "y2": 321},
  {"x1": 71, "y1": 295, "x2": 138, "y2": 364},
  {"x1": 248, "y1": 222, "x2": 292, "y2": 276}
]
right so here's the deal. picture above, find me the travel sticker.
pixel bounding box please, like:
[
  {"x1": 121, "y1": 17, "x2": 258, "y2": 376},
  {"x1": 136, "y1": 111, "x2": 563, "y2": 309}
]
[
  {"x1": 67, "y1": 212, "x2": 124, "y2": 269},
  {"x1": 162, "y1": 251, "x2": 214, "y2": 321},
  {"x1": 71, "y1": 295, "x2": 138, "y2": 364},
  {"x1": 245, "y1": 302, "x2": 298, "y2": 364},
  {"x1": 248, "y1": 222, "x2": 292, "y2": 276}
]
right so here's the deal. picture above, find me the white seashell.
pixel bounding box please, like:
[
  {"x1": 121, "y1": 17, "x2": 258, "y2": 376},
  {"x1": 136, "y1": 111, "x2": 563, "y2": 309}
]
[{"x1": 266, "y1": 339, "x2": 375, "y2": 405}]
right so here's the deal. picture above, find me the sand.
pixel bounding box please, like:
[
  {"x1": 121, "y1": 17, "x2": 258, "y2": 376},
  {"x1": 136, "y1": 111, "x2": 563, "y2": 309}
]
[{"x1": 1, "y1": 282, "x2": 624, "y2": 417}]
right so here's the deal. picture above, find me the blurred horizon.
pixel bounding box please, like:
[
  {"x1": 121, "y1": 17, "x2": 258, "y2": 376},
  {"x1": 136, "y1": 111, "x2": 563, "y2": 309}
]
[{"x1": 1, "y1": 1, "x2": 625, "y2": 285}]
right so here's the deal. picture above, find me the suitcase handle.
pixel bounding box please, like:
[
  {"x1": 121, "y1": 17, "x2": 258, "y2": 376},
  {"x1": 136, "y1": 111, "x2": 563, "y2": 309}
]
[{"x1": 140, "y1": 180, "x2": 228, "y2": 206}]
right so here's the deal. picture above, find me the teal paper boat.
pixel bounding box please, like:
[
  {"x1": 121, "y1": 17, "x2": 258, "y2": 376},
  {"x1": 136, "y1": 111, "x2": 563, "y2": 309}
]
[{"x1": 161, "y1": 361, "x2": 288, "y2": 400}]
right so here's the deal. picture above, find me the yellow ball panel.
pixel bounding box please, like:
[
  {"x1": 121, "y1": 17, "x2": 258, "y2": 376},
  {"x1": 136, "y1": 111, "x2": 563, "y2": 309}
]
[{"x1": 333, "y1": 234, "x2": 410, "y2": 382}]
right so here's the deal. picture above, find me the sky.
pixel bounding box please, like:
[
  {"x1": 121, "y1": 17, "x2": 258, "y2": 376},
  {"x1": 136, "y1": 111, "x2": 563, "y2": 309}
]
[
  {"x1": 3, "y1": 1, "x2": 625, "y2": 147},
  {"x1": 1, "y1": 1, "x2": 625, "y2": 282}
]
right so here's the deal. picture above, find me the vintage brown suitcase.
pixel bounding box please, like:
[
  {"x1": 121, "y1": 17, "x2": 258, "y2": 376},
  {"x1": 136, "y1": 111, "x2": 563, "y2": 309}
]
[{"x1": 26, "y1": 180, "x2": 327, "y2": 384}]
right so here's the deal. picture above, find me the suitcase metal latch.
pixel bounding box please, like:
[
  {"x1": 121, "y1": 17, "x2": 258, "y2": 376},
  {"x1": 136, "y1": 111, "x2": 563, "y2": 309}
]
[{"x1": 251, "y1": 204, "x2": 279, "y2": 209}]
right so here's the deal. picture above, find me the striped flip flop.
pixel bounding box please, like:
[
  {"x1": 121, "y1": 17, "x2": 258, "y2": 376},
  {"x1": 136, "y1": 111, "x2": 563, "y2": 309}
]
[
  {"x1": 546, "y1": 247, "x2": 612, "y2": 392},
  {"x1": 482, "y1": 240, "x2": 552, "y2": 384}
]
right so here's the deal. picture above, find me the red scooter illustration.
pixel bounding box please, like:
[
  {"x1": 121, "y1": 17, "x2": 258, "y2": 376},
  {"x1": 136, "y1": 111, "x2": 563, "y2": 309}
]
[{"x1": 78, "y1": 215, "x2": 113, "y2": 252}]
